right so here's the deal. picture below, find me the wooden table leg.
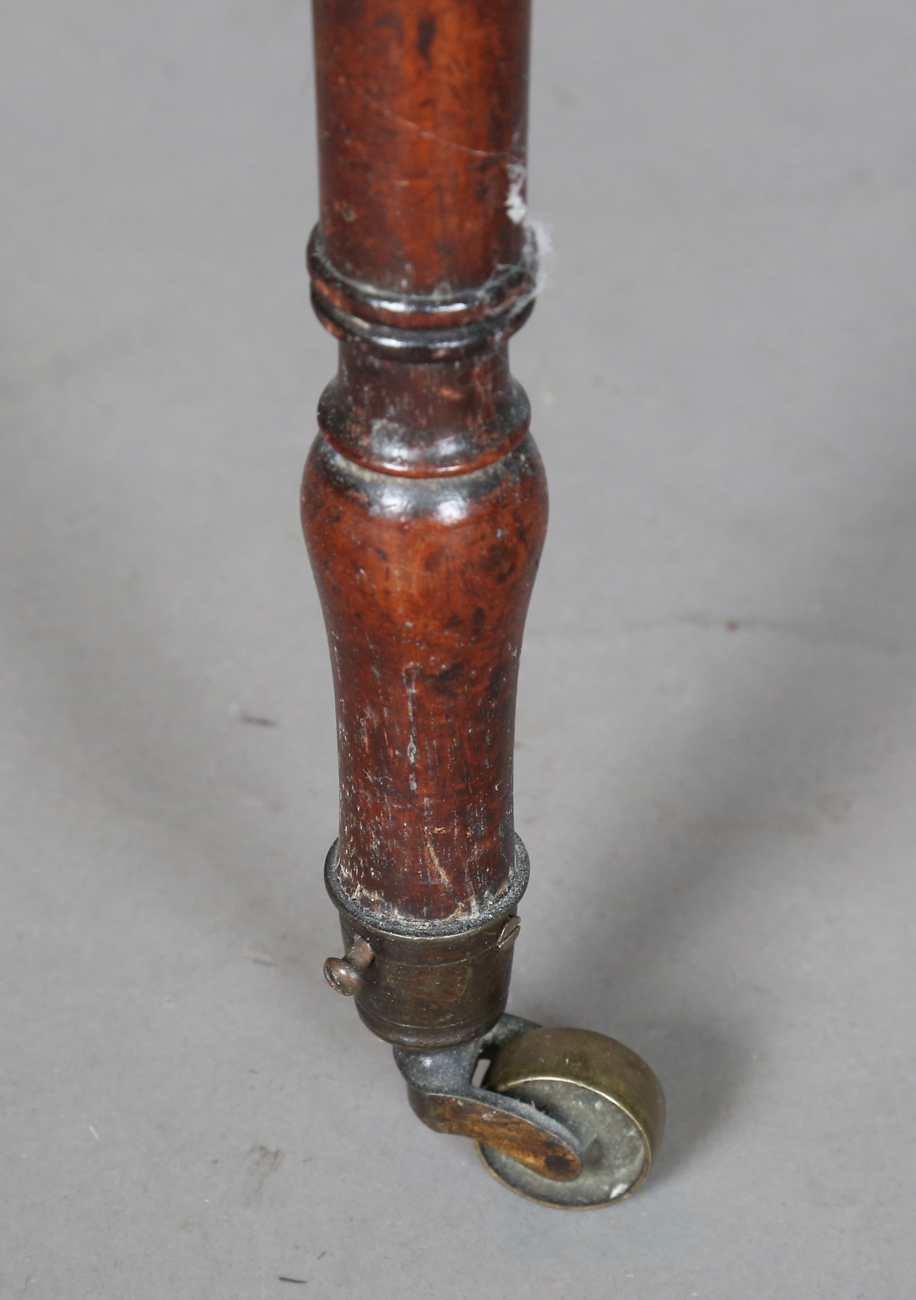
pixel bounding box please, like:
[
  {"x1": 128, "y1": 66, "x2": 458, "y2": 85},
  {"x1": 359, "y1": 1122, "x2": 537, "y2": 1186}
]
[{"x1": 301, "y1": 0, "x2": 664, "y2": 1207}]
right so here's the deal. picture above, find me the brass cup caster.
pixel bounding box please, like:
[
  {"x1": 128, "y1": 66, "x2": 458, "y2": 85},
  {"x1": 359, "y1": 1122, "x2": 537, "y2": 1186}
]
[
  {"x1": 395, "y1": 1014, "x2": 665, "y2": 1210},
  {"x1": 477, "y1": 1024, "x2": 665, "y2": 1208}
]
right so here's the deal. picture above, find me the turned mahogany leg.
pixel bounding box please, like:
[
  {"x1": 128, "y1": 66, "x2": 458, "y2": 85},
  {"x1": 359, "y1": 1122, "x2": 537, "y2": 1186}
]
[{"x1": 302, "y1": 0, "x2": 664, "y2": 1207}]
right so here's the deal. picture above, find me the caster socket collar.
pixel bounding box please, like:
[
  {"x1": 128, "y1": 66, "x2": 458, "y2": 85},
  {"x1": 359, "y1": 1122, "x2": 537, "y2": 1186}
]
[{"x1": 322, "y1": 837, "x2": 529, "y2": 1049}]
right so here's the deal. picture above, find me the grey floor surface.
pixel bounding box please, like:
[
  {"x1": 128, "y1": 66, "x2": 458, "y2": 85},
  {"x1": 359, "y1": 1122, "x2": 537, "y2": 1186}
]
[{"x1": 3, "y1": 1, "x2": 915, "y2": 1296}]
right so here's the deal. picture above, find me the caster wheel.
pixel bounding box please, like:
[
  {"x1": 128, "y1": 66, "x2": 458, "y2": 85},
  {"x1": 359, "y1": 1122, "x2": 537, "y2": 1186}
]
[{"x1": 476, "y1": 1026, "x2": 665, "y2": 1209}]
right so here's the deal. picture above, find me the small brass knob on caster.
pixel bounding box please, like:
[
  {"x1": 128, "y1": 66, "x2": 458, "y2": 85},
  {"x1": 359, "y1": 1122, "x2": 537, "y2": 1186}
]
[
  {"x1": 324, "y1": 935, "x2": 374, "y2": 996},
  {"x1": 476, "y1": 1025, "x2": 665, "y2": 1209}
]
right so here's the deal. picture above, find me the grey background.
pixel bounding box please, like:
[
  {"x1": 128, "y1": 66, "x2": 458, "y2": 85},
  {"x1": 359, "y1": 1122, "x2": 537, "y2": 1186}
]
[{"x1": 2, "y1": 0, "x2": 914, "y2": 1295}]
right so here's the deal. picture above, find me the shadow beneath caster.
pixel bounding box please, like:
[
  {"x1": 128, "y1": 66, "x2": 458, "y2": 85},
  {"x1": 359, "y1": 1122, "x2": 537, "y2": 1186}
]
[{"x1": 632, "y1": 1018, "x2": 744, "y2": 1185}]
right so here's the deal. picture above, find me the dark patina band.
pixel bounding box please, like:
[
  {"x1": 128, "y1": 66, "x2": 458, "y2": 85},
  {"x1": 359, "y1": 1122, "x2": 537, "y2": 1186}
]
[
  {"x1": 324, "y1": 834, "x2": 529, "y2": 940},
  {"x1": 307, "y1": 224, "x2": 538, "y2": 361}
]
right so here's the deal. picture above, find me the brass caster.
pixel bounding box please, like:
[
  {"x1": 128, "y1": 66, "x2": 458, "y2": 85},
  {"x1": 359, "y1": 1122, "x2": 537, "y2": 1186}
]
[
  {"x1": 477, "y1": 1025, "x2": 665, "y2": 1209},
  {"x1": 394, "y1": 1015, "x2": 665, "y2": 1210}
]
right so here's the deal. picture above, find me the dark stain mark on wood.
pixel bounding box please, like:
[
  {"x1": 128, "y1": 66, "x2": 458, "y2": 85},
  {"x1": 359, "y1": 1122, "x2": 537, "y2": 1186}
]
[{"x1": 416, "y1": 14, "x2": 436, "y2": 60}]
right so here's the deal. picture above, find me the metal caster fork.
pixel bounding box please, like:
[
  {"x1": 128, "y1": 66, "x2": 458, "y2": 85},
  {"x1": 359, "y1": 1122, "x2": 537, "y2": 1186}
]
[{"x1": 395, "y1": 1015, "x2": 665, "y2": 1210}]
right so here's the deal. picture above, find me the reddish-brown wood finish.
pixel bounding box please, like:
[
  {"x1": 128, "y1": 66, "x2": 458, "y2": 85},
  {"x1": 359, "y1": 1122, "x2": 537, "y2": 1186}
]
[
  {"x1": 304, "y1": 428, "x2": 545, "y2": 923},
  {"x1": 313, "y1": 0, "x2": 530, "y2": 294},
  {"x1": 303, "y1": 0, "x2": 544, "y2": 926}
]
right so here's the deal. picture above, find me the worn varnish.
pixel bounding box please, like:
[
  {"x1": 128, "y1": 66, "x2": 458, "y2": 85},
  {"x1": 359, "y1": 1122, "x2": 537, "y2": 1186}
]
[
  {"x1": 313, "y1": 0, "x2": 531, "y2": 294},
  {"x1": 304, "y1": 0, "x2": 544, "y2": 981}
]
